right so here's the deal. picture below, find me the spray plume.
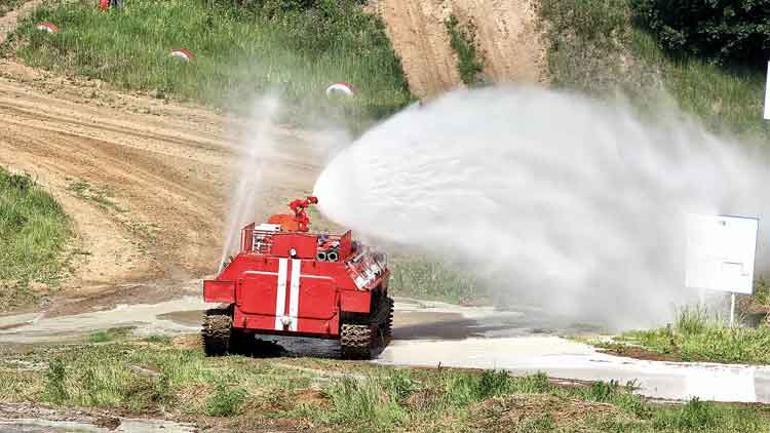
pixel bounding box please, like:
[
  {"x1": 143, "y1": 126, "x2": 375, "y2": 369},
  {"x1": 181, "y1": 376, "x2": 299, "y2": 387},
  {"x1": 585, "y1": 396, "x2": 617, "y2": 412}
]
[
  {"x1": 314, "y1": 86, "x2": 769, "y2": 328},
  {"x1": 219, "y1": 95, "x2": 282, "y2": 269}
]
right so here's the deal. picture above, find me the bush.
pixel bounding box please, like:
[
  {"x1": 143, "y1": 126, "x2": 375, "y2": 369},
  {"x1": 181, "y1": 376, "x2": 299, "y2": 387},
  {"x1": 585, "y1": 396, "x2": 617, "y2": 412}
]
[
  {"x1": 445, "y1": 15, "x2": 484, "y2": 85},
  {"x1": 632, "y1": 0, "x2": 770, "y2": 67}
]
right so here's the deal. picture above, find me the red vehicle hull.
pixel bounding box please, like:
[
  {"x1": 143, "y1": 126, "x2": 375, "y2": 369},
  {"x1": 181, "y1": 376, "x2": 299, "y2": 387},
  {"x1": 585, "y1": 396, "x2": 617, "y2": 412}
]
[{"x1": 202, "y1": 222, "x2": 392, "y2": 359}]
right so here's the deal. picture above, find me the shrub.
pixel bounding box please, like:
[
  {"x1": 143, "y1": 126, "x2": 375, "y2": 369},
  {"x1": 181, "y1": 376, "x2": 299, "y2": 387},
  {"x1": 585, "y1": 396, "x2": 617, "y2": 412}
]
[
  {"x1": 43, "y1": 358, "x2": 68, "y2": 403},
  {"x1": 445, "y1": 15, "x2": 484, "y2": 85},
  {"x1": 632, "y1": 0, "x2": 770, "y2": 67}
]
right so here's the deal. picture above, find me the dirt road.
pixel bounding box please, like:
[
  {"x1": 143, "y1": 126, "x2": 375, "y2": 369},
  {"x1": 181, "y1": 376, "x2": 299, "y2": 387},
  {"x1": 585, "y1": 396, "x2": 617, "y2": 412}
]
[
  {"x1": 0, "y1": 59, "x2": 322, "y2": 309},
  {"x1": 372, "y1": 0, "x2": 547, "y2": 97}
]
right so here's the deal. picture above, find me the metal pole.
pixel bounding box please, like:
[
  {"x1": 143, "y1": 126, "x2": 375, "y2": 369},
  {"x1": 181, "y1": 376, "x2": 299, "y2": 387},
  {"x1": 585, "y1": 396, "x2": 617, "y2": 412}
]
[{"x1": 730, "y1": 293, "x2": 736, "y2": 327}]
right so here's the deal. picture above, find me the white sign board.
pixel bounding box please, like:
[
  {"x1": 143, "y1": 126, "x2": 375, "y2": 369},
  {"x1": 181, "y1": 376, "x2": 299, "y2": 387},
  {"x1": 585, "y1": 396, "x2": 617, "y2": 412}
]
[
  {"x1": 685, "y1": 214, "x2": 758, "y2": 294},
  {"x1": 765, "y1": 61, "x2": 770, "y2": 120}
]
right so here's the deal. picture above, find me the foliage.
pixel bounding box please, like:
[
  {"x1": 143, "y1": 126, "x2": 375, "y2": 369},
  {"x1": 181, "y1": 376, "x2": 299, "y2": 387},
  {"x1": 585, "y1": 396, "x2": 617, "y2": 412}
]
[
  {"x1": 445, "y1": 15, "x2": 484, "y2": 85},
  {"x1": 631, "y1": 0, "x2": 770, "y2": 67},
  {"x1": 11, "y1": 0, "x2": 411, "y2": 124},
  {"x1": 4, "y1": 341, "x2": 770, "y2": 432},
  {"x1": 206, "y1": 381, "x2": 247, "y2": 416},
  {"x1": 538, "y1": 0, "x2": 770, "y2": 139},
  {"x1": 89, "y1": 327, "x2": 132, "y2": 343},
  {"x1": 608, "y1": 306, "x2": 770, "y2": 364},
  {"x1": 388, "y1": 256, "x2": 486, "y2": 304},
  {"x1": 753, "y1": 278, "x2": 770, "y2": 305},
  {"x1": 0, "y1": 169, "x2": 71, "y2": 310}
]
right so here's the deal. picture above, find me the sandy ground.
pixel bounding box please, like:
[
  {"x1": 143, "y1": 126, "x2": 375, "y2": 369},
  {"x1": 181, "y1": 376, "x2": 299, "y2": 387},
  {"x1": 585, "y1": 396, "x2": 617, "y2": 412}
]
[
  {"x1": 371, "y1": 0, "x2": 547, "y2": 97},
  {"x1": 0, "y1": 59, "x2": 323, "y2": 310},
  {"x1": 450, "y1": 0, "x2": 547, "y2": 84},
  {"x1": 0, "y1": 0, "x2": 43, "y2": 45},
  {"x1": 371, "y1": 0, "x2": 460, "y2": 97}
]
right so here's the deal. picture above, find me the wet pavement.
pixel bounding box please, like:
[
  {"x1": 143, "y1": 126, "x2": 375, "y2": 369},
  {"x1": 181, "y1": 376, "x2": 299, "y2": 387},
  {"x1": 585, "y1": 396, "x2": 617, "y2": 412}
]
[
  {"x1": 1, "y1": 297, "x2": 769, "y2": 403},
  {"x1": 0, "y1": 417, "x2": 195, "y2": 433}
]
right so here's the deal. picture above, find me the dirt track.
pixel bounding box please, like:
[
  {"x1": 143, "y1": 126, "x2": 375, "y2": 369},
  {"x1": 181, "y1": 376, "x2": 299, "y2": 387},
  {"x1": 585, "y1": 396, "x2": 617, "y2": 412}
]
[
  {"x1": 0, "y1": 60, "x2": 321, "y2": 309},
  {"x1": 373, "y1": 0, "x2": 547, "y2": 97}
]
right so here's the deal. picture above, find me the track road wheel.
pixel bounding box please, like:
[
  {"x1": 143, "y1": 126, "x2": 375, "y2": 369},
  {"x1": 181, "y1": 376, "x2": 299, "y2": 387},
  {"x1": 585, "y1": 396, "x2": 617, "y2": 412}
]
[
  {"x1": 340, "y1": 324, "x2": 373, "y2": 360},
  {"x1": 384, "y1": 297, "x2": 394, "y2": 339},
  {"x1": 202, "y1": 308, "x2": 232, "y2": 356}
]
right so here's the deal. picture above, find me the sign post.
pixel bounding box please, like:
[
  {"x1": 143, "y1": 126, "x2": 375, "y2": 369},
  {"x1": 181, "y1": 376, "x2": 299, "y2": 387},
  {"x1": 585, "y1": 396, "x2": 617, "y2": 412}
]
[{"x1": 685, "y1": 215, "x2": 759, "y2": 326}]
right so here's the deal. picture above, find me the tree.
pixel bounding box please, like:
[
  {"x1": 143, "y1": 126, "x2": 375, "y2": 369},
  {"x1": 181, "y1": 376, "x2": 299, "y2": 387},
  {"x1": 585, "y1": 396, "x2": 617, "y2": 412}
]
[{"x1": 632, "y1": 0, "x2": 770, "y2": 67}]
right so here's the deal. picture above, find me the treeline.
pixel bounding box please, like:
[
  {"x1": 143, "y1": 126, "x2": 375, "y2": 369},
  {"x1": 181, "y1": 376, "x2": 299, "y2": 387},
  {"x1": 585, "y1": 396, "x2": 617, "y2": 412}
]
[{"x1": 633, "y1": 0, "x2": 770, "y2": 69}]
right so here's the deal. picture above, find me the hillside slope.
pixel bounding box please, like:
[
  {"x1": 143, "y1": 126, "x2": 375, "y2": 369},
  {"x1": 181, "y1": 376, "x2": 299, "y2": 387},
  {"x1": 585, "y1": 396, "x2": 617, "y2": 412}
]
[{"x1": 373, "y1": 0, "x2": 547, "y2": 97}]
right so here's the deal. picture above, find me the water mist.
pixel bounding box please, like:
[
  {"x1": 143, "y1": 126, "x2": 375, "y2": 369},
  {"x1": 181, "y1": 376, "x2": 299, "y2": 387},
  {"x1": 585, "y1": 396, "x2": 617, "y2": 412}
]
[
  {"x1": 313, "y1": 86, "x2": 769, "y2": 328},
  {"x1": 219, "y1": 95, "x2": 282, "y2": 270}
]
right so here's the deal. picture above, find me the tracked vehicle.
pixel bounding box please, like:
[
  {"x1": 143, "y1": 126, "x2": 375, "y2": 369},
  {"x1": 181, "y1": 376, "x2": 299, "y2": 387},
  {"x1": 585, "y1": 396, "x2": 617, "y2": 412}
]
[{"x1": 202, "y1": 196, "x2": 393, "y2": 359}]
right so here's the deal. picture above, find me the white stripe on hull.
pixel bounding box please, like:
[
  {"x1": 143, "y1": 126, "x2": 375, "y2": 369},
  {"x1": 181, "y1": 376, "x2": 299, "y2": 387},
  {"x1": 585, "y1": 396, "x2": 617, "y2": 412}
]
[
  {"x1": 274, "y1": 258, "x2": 288, "y2": 330},
  {"x1": 289, "y1": 259, "x2": 301, "y2": 331},
  {"x1": 243, "y1": 270, "x2": 279, "y2": 276}
]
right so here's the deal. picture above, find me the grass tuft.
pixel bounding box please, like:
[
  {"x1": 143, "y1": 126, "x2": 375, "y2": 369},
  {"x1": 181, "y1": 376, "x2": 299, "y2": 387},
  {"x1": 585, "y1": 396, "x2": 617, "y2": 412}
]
[
  {"x1": 0, "y1": 169, "x2": 71, "y2": 311},
  {"x1": 445, "y1": 14, "x2": 484, "y2": 85},
  {"x1": 604, "y1": 305, "x2": 770, "y2": 364},
  {"x1": 205, "y1": 381, "x2": 247, "y2": 416},
  {"x1": 6, "y1": 342, "x2": 770, "y2": 432},
  {"x1": 88, "y1": 327, "x2": 132, "y2": 343}
]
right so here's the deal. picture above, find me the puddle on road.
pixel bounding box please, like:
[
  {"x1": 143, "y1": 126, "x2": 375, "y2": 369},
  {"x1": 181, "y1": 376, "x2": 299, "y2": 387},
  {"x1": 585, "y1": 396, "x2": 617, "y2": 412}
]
[
  {"x1": 0, "y1": 418, "x2": 196, "y2": 433},
  {"x1": 157, "y1": 310, "x2": 202, "y2": 326}
]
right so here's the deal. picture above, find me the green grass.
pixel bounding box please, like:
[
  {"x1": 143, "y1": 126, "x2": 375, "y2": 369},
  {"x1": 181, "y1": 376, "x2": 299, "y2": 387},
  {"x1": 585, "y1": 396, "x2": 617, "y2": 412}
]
[
  {"x1": 88, "y1": 327, "x2": 132, "y2": 343},
  {"x1": 754, "y1": 279, "x2": 770, "y2": 306},
  {"x1": 66, "y1": 178, "x2": 124, "y2": 212},
  {"x1": 445, "y1": 14, "x2": 484, "y2": 85},
  {"x1": 8, "y1": 0, "x2": 411, "y2": 124},
  {"x1": 2, "y1": 339, "x2": 769, "y2": 432},
  {"x1": 601, "y1": 306, "x2": 770, "y2": 364},
  {"x1": 388, "y1": 256, "x2": 486, "y2": 304},
  {"x1": 0, "y1": 169, "x2": 71, "y2": 311},
  {"x1": 538, "y1": 0, "x2": 770, "y2": 140}
]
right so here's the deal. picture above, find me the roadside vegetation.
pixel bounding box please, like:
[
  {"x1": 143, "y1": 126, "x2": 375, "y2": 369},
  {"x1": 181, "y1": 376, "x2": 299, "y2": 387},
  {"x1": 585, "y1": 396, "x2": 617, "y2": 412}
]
[
  {"x1": 2, "y1": 338, "x2": 770, "y2": 432},
  {"x1": 389, "y1": 256, "x2": 485, "y2": 305},
  {"x1": 6, "y1": 0, "x2": 411, "y2": 123},
  {"x1": 598, "y1": 306, "x2": 770, "y2": 365},
  {"x1": 445, "y1": 14, "x2": 485, "y2": 86},
  {"x1": 0, "y1": 169, "x2": 71, "y2": 311},
  {"x1": 539, "y1": 0, "x2": 770, "y2": 363},
  {"x1": 538, "y1": 0, "x2": 770, "y2": 140}
]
